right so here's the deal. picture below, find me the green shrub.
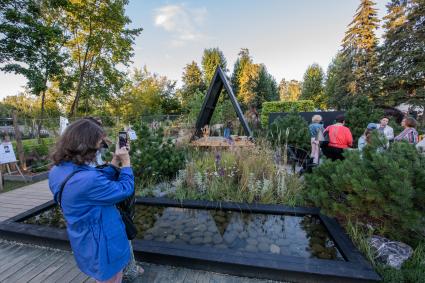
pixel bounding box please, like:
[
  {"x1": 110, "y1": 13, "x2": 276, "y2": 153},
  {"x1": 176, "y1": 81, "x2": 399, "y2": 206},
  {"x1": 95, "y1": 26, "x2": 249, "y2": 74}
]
[
  {"x1": 260, "y1": 100, "x2": 314, "y2": 127},
  {"x1": 130, "y1": 122, "x2": 185, "y2": 186},
  {"x1": 267, "y1": 113, "x2": 310, "y2": 150},
  {"x1": 345, "y1": 96, "x2": 383, "y2": 140},
  {"x1": 304, "y1": 141, "x2": 425, "y2": 244}
]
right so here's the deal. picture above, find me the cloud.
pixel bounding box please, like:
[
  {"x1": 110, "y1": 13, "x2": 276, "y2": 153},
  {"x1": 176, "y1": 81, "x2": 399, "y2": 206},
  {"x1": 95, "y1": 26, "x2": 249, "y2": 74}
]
[{"x1": 154, "y1": 4, "x2": 207, "y2": 47}]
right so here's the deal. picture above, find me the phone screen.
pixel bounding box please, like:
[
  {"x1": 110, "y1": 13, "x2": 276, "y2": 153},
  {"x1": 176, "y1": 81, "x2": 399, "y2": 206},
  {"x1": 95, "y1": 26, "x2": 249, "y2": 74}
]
[{"x1": 118, "y1": 132, "x2": 127, "y2": 148}]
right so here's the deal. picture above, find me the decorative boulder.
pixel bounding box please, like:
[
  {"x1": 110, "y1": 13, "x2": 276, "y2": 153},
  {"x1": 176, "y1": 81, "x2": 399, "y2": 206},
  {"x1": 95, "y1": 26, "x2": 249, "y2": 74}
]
[{"x1": 368, "y1": 235, "x2": 413, "y2": 269}]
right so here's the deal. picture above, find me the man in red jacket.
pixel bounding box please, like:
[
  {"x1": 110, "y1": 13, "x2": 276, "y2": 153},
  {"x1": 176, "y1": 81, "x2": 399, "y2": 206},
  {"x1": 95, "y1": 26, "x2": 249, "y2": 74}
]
[{"x1": 322, "y1": 115, "x2": 353, "y2": 161}]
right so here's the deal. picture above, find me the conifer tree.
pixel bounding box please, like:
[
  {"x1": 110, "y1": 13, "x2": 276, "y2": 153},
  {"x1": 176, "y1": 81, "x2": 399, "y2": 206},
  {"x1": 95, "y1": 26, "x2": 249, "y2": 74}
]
[
  {"x1": 201, "y1": 47, "x2": 227, "y2": 85},
  {"x1": 180, "y1": 61, "x2": 205, "y2": 111},
  {"x1": 380, "y1": 0, "x2": 425, "y2": 108},
  {"x1": 342, "y1": 0, "x2": 380, "y2": 100},
  {"x1": 231, "y1": 48, "x2": 252, "y2": 95},
  {"x1": 300, "y1": 63, "x2": 325, "y2": 109}
]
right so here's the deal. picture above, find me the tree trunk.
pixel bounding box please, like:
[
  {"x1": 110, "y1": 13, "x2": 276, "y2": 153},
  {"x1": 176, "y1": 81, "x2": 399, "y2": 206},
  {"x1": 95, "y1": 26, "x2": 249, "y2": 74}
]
[
  {"x1": 37, "y1": 89, "x2": 47, "y2": 143},
  {"x1": 69, "y1": 69, "x2": 86, "y2": 117},
  {"x1": 12, "y1": 111, "x2": 27, "y2": 171}
]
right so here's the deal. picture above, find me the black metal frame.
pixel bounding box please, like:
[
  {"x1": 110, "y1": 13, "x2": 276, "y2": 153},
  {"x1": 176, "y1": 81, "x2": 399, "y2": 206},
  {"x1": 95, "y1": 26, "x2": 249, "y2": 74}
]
[
  {"x1": 192, "y1": 67, "x2": 252, "y2": 140},
  {"x1": 0, "y1": 197, "x2": 380, "y2": 283}
]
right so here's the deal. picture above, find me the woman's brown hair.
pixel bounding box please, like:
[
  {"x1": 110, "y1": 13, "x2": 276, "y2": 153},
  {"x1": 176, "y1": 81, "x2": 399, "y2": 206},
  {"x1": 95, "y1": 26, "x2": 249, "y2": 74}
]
[
  {"x1": 405, "y1": 117, "x2": 417, "y2": 128},
  {"x1": 51, "y1": 119, "x2": 105, "y2": 165}
]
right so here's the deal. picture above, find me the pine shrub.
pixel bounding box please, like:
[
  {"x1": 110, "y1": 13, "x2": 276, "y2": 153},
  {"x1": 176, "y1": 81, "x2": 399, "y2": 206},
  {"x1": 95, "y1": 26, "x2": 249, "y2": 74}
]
[
  {"x1": 130, "y1": 122, "x2": 185, "y2": 185},
  {"x1": 304, "y1": 141, "x2": 425, "y2": 244}
]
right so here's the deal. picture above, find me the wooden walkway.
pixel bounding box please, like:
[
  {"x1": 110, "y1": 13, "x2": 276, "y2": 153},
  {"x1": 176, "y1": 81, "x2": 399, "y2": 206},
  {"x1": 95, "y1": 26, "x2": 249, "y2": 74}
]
[
  {"x1": 0, "y1": 239, "x2": 282, "y2": 283},
  {"x1": 0, "y1": 181, "x2": 284, "y2": 283},
  {"x1": 0, "y1": 180, "x2": 51, "y2": 222}
]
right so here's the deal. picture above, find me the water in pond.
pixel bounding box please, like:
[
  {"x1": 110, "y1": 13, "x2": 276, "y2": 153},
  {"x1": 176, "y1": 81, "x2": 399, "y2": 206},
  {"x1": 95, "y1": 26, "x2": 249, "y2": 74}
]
[{"x1": 22, "y1": 205, "x2": 344, "y2": 260}]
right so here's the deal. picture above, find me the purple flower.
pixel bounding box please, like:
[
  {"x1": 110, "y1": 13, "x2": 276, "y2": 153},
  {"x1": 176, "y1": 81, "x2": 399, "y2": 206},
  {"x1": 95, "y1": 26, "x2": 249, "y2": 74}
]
[
  {"x1": 215, "y1": 152, "x2": 221, "y2": 165},
  {"x1": 219, "y1": 167, "x2": 225, "y2": 177}
]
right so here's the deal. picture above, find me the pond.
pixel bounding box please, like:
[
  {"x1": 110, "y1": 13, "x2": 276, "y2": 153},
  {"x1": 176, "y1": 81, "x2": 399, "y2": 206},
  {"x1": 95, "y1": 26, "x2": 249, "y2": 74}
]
[{"x1": 23, "y1": 204, "x2": 343, "y2": 261}]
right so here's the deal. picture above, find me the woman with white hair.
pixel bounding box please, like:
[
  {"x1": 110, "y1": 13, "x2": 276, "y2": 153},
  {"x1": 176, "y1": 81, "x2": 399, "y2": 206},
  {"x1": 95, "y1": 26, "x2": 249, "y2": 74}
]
[{"x1": 309, "y1": 115, "x2": 324, "y2": 164}]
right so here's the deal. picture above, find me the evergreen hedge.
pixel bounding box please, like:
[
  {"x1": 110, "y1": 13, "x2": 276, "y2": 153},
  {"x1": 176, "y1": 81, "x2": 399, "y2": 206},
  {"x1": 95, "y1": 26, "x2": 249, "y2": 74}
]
[
  {"x1": 261, "y1": 100, "x2": 314, "y2": 127},
  {"x1": 304, "y1": 141, "x2": 425, "y2": 244}
]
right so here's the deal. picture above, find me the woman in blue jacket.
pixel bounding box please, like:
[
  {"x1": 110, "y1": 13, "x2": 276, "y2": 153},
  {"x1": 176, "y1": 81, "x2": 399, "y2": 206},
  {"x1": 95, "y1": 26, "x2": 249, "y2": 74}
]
[{"x1": 49, "y1": 119, "x2": 134, "y2": 282}]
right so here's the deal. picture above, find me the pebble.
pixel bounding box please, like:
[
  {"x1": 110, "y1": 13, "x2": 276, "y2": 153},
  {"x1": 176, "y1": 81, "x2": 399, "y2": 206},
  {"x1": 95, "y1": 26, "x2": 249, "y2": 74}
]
[{"x1": 270, "y1": 244, "x2": 280, "y2": 254}]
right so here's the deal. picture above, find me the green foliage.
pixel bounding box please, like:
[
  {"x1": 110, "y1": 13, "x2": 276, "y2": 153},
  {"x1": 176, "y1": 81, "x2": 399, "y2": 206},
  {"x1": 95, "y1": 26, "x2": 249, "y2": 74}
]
[
  {"x1": 65, "y1": 0, "x2": 142, "y2": 115},
  {"x1": 346, "y1": 221, "x2": 425, "y2": 283},
  {"x1": 267, "y1": 113, "x2": 310, "y2": 150},
  {"x1": 201, "y1": 47, "x2": 227, "y2": 85},
  {"x1": 231, "y1": 48, "x2": 252, "y2": 96},
  {"x1": 304, "y1": 141, "x2": 425, "y2": 244},
  {"x1": 260, "y1": 100, "x2": 314, "y2": 127},
  {"x1": 342, "y1": 0, "x2": 380, "y2": 98},
  {"x1": 300, "y1": 63, "x2": 325, "y2": 109},
  {"x1": 180, "y1": 61, "x2": 205, "y2": 112},
  {"x1": 345, "y1": 96, "x2": 383, "y2": 140},
  {"x1": 130, "y1": 122, "x2": 185, "y2": 186},
  {"x1": 278, "y1": 79, "x2": 302, "y2": 101},
  {"x1": 380, "y1": 0, "x2": 425, "y2": 108},
  {"x1": 114, "y1": 67, "x2": 181, "y2": 121},
  {"x1": 173, "y1": 146, "x2": 304, "y2": 205}
]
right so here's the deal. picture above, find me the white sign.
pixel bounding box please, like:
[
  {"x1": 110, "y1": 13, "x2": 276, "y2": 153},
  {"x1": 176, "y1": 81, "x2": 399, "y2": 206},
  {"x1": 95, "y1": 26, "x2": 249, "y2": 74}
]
[
  {"x1": 0, "y1": 142, "x2": 17, "y2": 164},
  {"x1": 128, "y1": 129, "x2": 137, "y2": 141},
  {"x1": 59, "y1": 116, "x2": 69, "y2": 135}
]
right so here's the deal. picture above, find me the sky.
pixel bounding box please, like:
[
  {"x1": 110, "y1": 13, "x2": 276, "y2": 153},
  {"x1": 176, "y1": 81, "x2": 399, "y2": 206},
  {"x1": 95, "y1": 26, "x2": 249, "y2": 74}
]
[{"x1": 0, "y1": 0, "x2": 388, "y2": 100}]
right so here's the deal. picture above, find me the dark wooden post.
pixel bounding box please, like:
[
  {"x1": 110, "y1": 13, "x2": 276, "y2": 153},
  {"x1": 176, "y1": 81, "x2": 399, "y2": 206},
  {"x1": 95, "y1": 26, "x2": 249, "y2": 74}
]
[{"x1": 12, "y1": 111, "x2": 26, "y2": 171}]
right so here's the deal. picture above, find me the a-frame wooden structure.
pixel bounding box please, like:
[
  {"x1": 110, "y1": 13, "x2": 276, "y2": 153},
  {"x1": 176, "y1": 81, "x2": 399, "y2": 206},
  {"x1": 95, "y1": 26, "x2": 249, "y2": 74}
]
[{"x1": 191, "y1": 67, "x2": 252, "y2": 140}]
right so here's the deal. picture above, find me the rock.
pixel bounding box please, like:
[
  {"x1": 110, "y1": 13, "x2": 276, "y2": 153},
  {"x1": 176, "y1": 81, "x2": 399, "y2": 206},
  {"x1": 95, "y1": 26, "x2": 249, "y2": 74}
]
[
  {"x1": 144, "y1": 234, "x2": 154, "y2": 241},
  {"x1": 245, "y1": 245, "x2": 258, "y2": 252},
  {"x1": 190, "y1": 237, "x2": 203, "y2": 245},
  {"x1": 165, "y1": 235, "x2": 176, "y2": 242},
  {"x1": 318, "y1": 252, "x2": 333, "y2": 260},
  {"x1": 212, "y1": 235, "x2": 222, "y2": 244},
  {"x1": 368, "y1": 236, "x2": 413, "y2": 269},
  {"x1": 215, "y1": 244, "x2": 227, "y2": 249},
  {"x1": 191, "y1": 231, "x2": 203, "y2": 238},
  {"x1": 203, "y1": 236, "x2": 212, "y2": 244},
  {"x1": 258, "y1": 242, "x2": 269, "y2": 253},
  {"x1": 180, "y1": 234, "x2": 191, "y2": 242},
  {"x1": 223, "y1": 232, "x2": 238, "y2": 244},
  {"x1": 246, "y1": 238, "x2": 258, "y2": 246},
  {"x1": 195, "y1": 224, "x2": 207, "y2": 232},
  {"x1": 270, "y1": 244, "x2": 280, "y2": 254}
]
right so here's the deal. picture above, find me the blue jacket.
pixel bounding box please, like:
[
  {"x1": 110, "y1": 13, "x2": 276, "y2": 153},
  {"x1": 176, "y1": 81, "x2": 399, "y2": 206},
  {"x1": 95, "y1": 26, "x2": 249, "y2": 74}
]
[
  {"x1": 309, "y1": 123, "x2": 324, "y2": 138},
  {"x1": 49, "y1": 162, "x2": 134, "y2": 281}
]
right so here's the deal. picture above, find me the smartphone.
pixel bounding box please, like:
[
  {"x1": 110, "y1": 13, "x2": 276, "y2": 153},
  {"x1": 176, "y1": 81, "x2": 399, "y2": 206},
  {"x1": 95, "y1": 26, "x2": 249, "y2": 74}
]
[{"x1": 118, "y1": 131, "x2": 128, "y2": 149}]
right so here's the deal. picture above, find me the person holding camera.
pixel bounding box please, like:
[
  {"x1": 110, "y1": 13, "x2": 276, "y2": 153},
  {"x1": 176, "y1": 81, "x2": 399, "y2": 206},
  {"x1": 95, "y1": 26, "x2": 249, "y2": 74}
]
[{"x1": 49, "y1": 119, "x2": 134, "y2": 283}]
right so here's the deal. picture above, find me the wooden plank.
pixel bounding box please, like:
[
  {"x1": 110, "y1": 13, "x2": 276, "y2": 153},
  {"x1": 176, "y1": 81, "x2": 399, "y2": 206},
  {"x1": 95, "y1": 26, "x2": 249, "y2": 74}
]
[
  {"x1": 0, "y1": 245, "x2": 28, "y2": 265},
  {"x1": 137, "y1": 264, "x2": 162, "y2": 283},
  {"x1": 182, "y1": 269, "x2": 201, "y2": 283},
  {"x1": 0, "y1": 246, "x2": 41, "y2": 274},
  {"x1": 84, "y1": 278, "x2": 96, "y2": 283},
  {"x1": 44, "y1": 256, "x2": 77, "y2": 283},
  {"x1": 4, "y1": 250, "x2": 62, "y2": 282},
  {"x1": 27, "y1": 252, "x2": 71, "y2": 283},
  {"x1": 0, "y1": 248, "x2": 46, "y2": 281},
  {"x1": 57, "y1": 264, "x2": 85, "y2": 282},
  {"x1": 69, "y1": 270, "x2": 91, "y2": 283},
  {"x1": 152, "y1": 265, "x2": 188, "y2": 283}
]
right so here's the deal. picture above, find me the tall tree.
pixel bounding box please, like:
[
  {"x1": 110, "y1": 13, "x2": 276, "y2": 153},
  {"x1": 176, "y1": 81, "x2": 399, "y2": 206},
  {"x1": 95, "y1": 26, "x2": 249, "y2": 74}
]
[
  {"x1": 380, "y1": 0, "x2": 425, "y2": 108},
  {"x1": 279, "y1": 79, "x2": 301, "y2": 101},
  {"x1": 0, "y1": 0, "x2": 68, "y2": 138},
  {"x1": 342, "y1": 0, "x2": 380, "y2": 99},
  {"x1": 201, "y1": 47, "x2": 227, "y2": 85},
  {"x1": 65, "y1": 0, "x2": 142, "y2": 116},
  {"x1": 300, "y1": 63, "x2": 325, "y2": 109},
  {"x1": 231, "y1": 48, "x2": 252, "y2": 95},
  {"x1": 325, "y1": 53, "x2": 356, "y2": 109},
  {"x1": 180, "y1": 61, "x2": 205, "y2": 111}
]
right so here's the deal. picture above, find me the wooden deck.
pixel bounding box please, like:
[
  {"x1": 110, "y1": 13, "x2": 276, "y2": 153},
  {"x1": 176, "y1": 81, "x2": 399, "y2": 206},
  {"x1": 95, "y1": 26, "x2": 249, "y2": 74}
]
[
  {"x1": 0, "y1": 239, "x2": 283, "y2": 283},
  {"x1": 0, "y1": 180, "x2": 51, "y2": 222},
  {"x1": 0, "y1": 181, "x2": 285, "y2": 283}
]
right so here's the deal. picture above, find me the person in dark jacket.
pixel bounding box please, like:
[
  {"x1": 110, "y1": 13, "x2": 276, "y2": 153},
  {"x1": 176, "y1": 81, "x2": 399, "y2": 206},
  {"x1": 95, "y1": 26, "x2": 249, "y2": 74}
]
[{"x1": 49, "y1": 119, "x2": 134, "y2": 282}]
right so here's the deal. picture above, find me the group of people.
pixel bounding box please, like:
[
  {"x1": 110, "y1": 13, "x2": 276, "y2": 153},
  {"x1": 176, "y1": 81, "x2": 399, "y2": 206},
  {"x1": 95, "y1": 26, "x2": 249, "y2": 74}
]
[{"x1": 309, "y1": 114, "x2": 420, "y2": 162}]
